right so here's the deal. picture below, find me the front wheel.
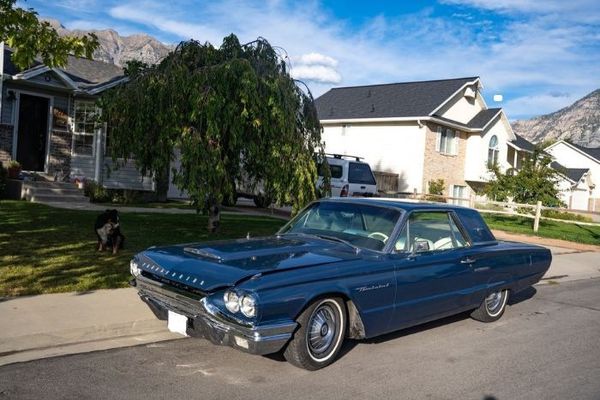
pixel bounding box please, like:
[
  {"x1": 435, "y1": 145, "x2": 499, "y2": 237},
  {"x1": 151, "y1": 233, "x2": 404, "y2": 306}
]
[
  {"x1": 471, "y1": 289, "x2": 509, "y2": 322},
  {"x1": 284, "y1": 298, "x2": 346, "y2": 370}
]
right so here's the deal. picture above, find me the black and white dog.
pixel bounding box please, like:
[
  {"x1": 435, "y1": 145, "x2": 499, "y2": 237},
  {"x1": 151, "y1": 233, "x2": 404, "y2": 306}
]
[{"x1": 94, "y1": 209, "x2": 125, "y2": 254}]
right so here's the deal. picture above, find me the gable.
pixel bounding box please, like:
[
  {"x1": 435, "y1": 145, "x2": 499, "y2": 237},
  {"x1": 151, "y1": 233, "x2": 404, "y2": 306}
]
[
  {"x1": 24, "y1": 71, "x2": 73, "y2": 90},
  {"x1": 435, "y1": 84, "x2": 486, "y2": 124},
  {"x1": 546, "y1": 141, "x2": 600, "y2": 169}
]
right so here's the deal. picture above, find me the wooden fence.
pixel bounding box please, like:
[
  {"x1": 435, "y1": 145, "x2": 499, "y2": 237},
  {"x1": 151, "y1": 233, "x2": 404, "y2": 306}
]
[{"x1": 380, "y1": 191, "x2": 600, "y2": 233}]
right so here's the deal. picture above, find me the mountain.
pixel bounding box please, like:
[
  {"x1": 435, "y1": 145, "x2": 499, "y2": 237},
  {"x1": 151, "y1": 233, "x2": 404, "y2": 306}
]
[
  {"x1": 43, "y1": 19, "x2": 173, "y2": 67},
  {"x1": 512, "y1": 89, "x2": 600, "y2": 147}
]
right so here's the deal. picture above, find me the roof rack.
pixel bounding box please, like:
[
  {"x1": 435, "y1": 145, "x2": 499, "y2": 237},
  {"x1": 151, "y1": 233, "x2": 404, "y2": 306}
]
[{"x1": 324, "y1": 153, "x2": 364, "y2": 162}]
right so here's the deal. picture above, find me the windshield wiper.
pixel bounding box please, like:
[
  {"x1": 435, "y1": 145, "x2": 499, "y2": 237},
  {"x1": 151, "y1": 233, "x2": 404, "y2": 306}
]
[
  {"x1": 313, "y1": 234, "x2": 361, "y2": 254},
  {"x1": 279, "y1": 232, "x2": 361, "y2": 254}
]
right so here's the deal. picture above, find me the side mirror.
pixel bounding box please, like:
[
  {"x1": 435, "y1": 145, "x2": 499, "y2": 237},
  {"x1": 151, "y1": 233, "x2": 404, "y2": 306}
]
[{"x1": 413, "y1": 239, "x2": 430, "y2": 254}]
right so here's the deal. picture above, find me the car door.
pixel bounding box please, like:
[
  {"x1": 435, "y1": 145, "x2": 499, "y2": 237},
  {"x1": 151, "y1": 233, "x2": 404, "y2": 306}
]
[{"x1": 388, "y1": 210, "x2": 476, "y2": 332}]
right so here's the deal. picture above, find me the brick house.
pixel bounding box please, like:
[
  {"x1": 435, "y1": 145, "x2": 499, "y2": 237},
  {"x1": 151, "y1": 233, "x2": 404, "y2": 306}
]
[
  {"x1": 315, "y1": 77, "x2": 535, "y2": 200},
  {"x1": 0, "y1": 47, "x2": 153, "y2": 191}
]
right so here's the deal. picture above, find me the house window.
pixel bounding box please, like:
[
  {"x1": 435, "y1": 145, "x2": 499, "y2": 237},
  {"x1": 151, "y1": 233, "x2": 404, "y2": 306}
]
[
  {"x1": 436, "y1": 126, "x2": 457, "y2": 155},
  {"x1": 487, "y1": 135, "x2": 499, "y2": 167},
  {"x1": 72, "y1": 101, "x2": 98, "y2": 156},
  {"x1": 451, "y1": 185, "x2": 467, "y2": 206}
]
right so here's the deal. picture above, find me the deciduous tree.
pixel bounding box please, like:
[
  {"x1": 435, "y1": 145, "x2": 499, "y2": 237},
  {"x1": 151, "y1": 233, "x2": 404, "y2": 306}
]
[
  {"x1": 100, "y1": 35, "x2": 326, "y2": 231},
  {"x1": 485, "y1": 148, "x2": 563, "y2": 207},
  {"x1": 0, "y1": 0, "x2": 98, "y2": 69}
]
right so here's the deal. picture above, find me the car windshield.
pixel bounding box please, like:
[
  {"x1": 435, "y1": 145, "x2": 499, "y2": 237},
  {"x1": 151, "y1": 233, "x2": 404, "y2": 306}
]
[{"x1": 279, "y1": 201, "x2": 402, "y2": 251}]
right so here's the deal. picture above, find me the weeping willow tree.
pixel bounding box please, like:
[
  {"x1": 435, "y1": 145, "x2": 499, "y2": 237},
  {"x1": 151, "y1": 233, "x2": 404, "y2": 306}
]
[{"x1": 99, "y1": 35, "x2": 327, "y2": 231}]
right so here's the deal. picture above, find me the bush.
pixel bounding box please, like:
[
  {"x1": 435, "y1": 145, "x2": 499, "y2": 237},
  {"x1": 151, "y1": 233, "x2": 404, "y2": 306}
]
[
  {"x1": 428, "y1": 179, "x2": 445, "y2": 196},
  {"x1": 83, "y1": 180, "x2": 111, "y2": 203},
  {"x1": 83, "y1": 181, "x2": 145, "y2": 204},
  {"x1": 0, "y1": 162, "x2": 7, "y2": 198},
  {"x1": 542, "y1": 209, "x2": 593, "y2": 223}
]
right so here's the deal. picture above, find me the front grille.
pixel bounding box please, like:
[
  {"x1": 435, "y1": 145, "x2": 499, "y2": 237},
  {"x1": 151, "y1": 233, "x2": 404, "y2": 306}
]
[
  {"x1": 137, "y1": 275, "x2": 204, "y2": 318},
  {"x1": 141, "y1": 270, "x2": 206, "y2": 298}
]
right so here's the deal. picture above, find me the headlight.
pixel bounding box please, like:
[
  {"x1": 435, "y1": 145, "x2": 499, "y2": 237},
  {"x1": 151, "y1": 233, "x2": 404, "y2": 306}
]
[
  {"x1": 130, "y1": 259, "x2": 141, "y2": 277},
  {"x1": 223, "y1": 290, "x2": 257, "y2": 318},
  {"x1": 240, "y1": 295, "x2": 256, "y2": 318},
  {"x1": 224, "y1": 290, "x2": 240, "y2": 313}
]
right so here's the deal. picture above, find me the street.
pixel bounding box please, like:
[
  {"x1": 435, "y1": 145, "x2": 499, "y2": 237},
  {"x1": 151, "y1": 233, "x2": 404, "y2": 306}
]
[{"x1": 1, "y1": 278, "x2": 599, "y2": 400}]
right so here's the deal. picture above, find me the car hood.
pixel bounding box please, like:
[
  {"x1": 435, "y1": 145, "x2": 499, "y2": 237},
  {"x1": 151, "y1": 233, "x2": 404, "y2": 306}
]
[{"x1": 136, "y1": 235, "x2": 360, "y2": 292}]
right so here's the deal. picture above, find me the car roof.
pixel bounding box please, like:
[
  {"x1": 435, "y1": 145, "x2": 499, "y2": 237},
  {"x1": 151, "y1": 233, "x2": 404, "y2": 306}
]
[{"x1": 318, "y1": 197, "x2": 469, "y2": 212}]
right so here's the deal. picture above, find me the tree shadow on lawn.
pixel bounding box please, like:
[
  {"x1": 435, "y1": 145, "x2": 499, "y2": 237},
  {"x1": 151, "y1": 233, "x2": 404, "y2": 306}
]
[{"x1": 0, "y1": 201, "x2": 283, "y2": 297}]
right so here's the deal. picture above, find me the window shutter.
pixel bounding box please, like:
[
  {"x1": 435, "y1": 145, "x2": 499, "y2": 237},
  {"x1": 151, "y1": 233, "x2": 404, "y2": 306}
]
[{"x1": 435, "y1": 126, "x2": 442, "y2": 152}]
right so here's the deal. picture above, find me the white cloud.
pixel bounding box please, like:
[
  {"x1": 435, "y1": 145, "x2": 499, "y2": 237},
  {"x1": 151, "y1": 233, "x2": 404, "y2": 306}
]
[
  {"x1": 293, "y1": 53, "x2": 338, "y2": 68},
  {"x1": 103, "y1": 0, "x2": 599, "y2": 118},
  {"x1": 291, "y1": 65, "x2": 342, "y2": 84},
  {"x1": 109, "y1": 4, "x2": 223, "y2": 44}
]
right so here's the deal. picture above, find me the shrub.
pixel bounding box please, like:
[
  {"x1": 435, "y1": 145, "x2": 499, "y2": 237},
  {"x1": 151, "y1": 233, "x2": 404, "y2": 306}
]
[
  {"x1": 428, "y1": 179, "x2": 445, "y2": 196},
  {"x1": 542, "y1": 209, "x2": 593, "y2": 223},
  {"x1": 83, "y1": 180, "x2": 111, "y2": 203}
]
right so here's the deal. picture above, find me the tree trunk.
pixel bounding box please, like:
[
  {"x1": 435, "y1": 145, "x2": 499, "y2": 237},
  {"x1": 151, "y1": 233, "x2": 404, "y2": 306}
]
[
  {"x1": 155, "y1": 165, "x2": 170, "y2": 202},
  {"x1": 207, "y1": 199, "x2": 221, "y2": 233}
]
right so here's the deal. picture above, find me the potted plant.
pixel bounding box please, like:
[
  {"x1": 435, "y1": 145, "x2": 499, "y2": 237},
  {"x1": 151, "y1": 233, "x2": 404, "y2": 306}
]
[{"x1": 7, "y1": 160, "x2": 22, "y2": 179}]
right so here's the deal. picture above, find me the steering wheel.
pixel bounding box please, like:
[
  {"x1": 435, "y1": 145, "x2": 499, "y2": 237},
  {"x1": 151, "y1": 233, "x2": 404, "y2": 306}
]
[{"x1": 368, "y1": 232, "x2": 389, "y2": 243}]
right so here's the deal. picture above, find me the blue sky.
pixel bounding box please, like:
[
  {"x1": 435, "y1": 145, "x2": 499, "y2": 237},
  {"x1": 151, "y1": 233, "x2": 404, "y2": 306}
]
[{"x1": 22, "y1": 0, "x2": 600, "y2": 120}]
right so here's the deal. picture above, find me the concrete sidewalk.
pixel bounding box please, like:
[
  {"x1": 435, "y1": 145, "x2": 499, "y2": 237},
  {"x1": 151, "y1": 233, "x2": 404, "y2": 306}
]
[
  {"x1": 0, "y1": 288, "x2": 181, "y2": 366},
  {"x1": 1, "y1": 243, "x2": 598, "y2": 367}
]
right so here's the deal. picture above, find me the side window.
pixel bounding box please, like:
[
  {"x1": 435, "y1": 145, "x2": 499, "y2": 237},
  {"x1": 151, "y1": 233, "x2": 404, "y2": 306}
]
[{"x1": 395, "y1": 212, "x2": 468, "y2": 252}]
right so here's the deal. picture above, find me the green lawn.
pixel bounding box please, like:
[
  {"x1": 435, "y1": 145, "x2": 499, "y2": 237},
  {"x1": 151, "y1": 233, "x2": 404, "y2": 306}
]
[
  {"x1": 482, "y1": 213, "x2": 600, "y2": 245},
  {"x1": 0, "y1": 201, "x2": 284, "y2": 297}
]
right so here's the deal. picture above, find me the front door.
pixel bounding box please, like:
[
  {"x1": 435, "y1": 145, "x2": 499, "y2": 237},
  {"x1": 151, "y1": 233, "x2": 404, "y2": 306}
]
[
  {"x1": 16, "y1": 94, "x2": 49, "y2": 171},
  {"x1": 389, "y1": 211, "x2": 475, "y2": 331}
]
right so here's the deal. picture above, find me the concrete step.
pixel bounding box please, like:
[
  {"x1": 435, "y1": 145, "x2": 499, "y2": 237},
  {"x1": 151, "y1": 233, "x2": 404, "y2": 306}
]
[
  {"x1": 29, "y1": 194, "x2": 89, "y2": 203},
  {"x1": 22, "y1": 180, "x2": 80, "y2": 190},
  {"x1": 24, "y1": 187, "x2": 83, "y2": 196}
]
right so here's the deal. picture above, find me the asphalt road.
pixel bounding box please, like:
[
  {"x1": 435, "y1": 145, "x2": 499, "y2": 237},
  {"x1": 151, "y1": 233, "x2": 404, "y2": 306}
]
[{"x1": 1, "y1": 279, "x2": 599, "y2": 400}]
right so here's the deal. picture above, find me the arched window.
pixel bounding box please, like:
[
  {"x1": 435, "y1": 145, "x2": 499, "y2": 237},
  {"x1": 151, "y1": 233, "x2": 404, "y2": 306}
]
[{"x1": 487, "y1": 135, "x2": 499, "y2": 167}]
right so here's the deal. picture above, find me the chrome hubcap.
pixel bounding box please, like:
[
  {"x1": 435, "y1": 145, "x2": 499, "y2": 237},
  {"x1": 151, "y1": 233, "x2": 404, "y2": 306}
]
[
  {"x1": 485, "y1": 291, "x2": 504, "y2": 313},
  {"x1": 308, "y1": 305, "x2": 337, "y2": 357}
]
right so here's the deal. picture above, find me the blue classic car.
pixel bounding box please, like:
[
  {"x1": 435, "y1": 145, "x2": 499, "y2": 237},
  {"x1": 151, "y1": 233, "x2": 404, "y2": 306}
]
[{"x1": 129, "y1": 198, "x2": 552, "y2": 370}]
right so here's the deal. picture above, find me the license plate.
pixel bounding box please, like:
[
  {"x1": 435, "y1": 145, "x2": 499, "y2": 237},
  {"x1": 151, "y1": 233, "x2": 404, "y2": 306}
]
[{"x1": 167, "y1": 310, "x2": 189, "y2": 336}]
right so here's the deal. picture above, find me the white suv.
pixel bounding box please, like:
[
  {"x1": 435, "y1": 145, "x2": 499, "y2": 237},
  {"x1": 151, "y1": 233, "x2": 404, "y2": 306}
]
[{"x1": 317, "y1": 154, "x2": 378, "y2": 197}]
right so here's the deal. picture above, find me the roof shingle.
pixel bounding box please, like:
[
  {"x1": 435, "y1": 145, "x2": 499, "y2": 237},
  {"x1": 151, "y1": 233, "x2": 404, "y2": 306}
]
[
  {"x1": 551, "y1": 161, "x2": 589, "y2": 183},
  {"x1": 315, "y1": 77, "x2": 479, "y2": 120}
]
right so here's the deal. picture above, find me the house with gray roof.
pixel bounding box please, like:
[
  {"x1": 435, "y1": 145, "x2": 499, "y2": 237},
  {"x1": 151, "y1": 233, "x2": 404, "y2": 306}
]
[
  {"x1": 545, "y1": 140, "x2": 599, "y2": 211},
  {"x1": 315, "y1": 77, "x2": 533, "y2": 199},
  {"x1": 0, "y1": 47, "x2": 154, "y2": 192}
]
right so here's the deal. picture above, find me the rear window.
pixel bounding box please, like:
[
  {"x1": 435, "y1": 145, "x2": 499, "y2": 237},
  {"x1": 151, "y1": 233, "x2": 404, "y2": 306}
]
[
  {"x1": 348, "y1": 162, "x2": 375, "y2": 185},
  {"x1": 455, "y1": 209, "x2": 496, "y2": 243},
  {"x1": 318, "y1": 163, "x2": 343, "y2": 179}
]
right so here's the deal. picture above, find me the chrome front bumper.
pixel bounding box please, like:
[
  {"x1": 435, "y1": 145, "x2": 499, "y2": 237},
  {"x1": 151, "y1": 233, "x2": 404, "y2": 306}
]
[{"x1": 134, "y1": 275, "x2": 297, "y2": 355}]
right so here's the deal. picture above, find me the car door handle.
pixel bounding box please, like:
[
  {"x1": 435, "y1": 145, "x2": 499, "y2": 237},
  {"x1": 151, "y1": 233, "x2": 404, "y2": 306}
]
[{"x1": 460, "y1": 257, "x2": 476, "y2": 264}]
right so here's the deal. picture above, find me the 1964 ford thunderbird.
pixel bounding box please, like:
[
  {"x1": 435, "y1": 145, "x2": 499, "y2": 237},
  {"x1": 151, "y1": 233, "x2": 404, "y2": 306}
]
[{"x1": 129, "y1": 198, "x2": 551, "y2": 370}]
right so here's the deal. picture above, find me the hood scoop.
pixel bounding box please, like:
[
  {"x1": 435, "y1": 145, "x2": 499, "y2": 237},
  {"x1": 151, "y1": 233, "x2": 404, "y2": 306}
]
[{"x1": 184, "y1": 247, "x2": 223, "y2": 262}]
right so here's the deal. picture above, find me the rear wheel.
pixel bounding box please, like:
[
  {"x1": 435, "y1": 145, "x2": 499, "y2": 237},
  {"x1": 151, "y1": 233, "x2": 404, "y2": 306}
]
[
  {"x1": 284, "y1": 298, "x2": 346, "y2": 370},
  {"x1": 471, "y1": 289, "x2": 509, "y2": 322}
]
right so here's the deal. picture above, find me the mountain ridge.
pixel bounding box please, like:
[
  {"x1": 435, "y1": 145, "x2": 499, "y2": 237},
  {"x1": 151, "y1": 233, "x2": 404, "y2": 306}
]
[
  {"x1": 43, "y1": 18, "x2": 173, "y2": 67},
  {"x1": 512, "y1": 89, "x2": 600, "y2": 147}
]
